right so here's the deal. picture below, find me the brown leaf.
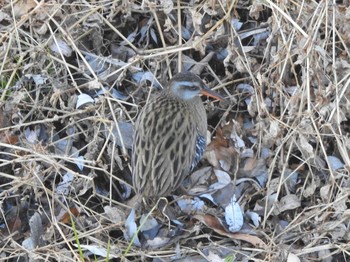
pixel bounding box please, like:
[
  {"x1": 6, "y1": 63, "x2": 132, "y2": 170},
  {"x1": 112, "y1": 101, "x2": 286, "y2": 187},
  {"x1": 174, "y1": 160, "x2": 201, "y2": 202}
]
[
  {"x1": 205, "y1": 128, "x2": 236, "y2": 170},
  {"x1": 59, "y1": 208, "x2": 80, "y2": 224},
  {"x1": 1, "y1": 132, "x2": 18, "y2": 145},
  {"x1": 13, "y1": 0, "x2": 36, "y2": 18},
  {"x1": 0, "y1": 108, "x2": 18, "y2": 144},
  {"x1": 193, "y1": 214, "x2": 266, "y2": 248},
  {"x1": 0, "y1": 216, "x2": 22, "y2": 237},
  {"x1": 238, "y1": 158, "x2": 267, "y2": 178}
]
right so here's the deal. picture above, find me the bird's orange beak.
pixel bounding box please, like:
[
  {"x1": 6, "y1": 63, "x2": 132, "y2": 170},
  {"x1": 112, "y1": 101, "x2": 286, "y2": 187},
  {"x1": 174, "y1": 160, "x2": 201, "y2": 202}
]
[{"x1": 200, "y1": 87, "x2": 225, "y2": 101}]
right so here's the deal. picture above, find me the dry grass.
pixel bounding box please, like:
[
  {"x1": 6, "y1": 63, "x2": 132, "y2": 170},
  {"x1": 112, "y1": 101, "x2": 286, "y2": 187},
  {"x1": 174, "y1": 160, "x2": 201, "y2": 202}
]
[{"x1": 0, "y1": 0, "x2": 350, "y2": 261}]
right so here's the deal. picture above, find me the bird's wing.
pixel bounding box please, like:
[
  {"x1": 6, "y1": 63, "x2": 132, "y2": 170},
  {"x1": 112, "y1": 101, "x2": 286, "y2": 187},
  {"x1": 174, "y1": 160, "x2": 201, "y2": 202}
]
[
  {"x1": 132, "y1": 97, "x2": 197, "y2": 196},
  {"x1": 192, "y1": 130, "x2": 206, "y2": 170}
]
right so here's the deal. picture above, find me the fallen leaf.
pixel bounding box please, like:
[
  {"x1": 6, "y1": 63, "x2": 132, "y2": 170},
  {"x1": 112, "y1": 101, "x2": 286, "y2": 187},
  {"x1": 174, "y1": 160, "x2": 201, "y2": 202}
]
[
  {"x1": 22, "y1": 212, "x2": 44, "y2": 249},
  {"x1": 58, "y1": 207, "x2": 80, "y2": 224},
  {"x1": 225, "y1": 196, "x2": 244, "y2": 232},
  {"x1": 274, "y1": 194, "x2": 301, "y2": 215},
  {"x1": 13, "y1": 0, "x2": 36, "y2": 18},
  {"x1": 238, "y1": 157, "x2": 267, "y2": 178},
  {"x1": 193, "y1": 214, "x2": 266, "y2": 248},
  {"x1": 73, "y1": 244, "x2": 119, "y2": 258},
  {"x1": 287, "y1": 253, "x2": 301, "y2": 262},
  {"x1": 124, "y1": 208, "x2": 141, "y2": 246},
  {"x1": 0, "y1": 216, "x2": 21, "y2": 236},
  {"x1": 205, "y1": 128, "x2": 236, "y2": 171}
]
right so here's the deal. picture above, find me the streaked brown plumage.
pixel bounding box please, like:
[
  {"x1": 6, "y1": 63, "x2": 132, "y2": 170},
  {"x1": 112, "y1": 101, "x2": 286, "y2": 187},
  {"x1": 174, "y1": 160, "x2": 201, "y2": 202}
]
[{"x1": 132, "y1": 72, "x2": 223, "y2": 197}]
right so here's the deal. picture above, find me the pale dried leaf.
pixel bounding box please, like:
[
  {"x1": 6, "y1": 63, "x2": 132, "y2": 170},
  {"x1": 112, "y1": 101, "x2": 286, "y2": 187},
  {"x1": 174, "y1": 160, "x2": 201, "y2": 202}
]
[
  {"x1": 320, "y1": 184, "x2": 331, "y2": 202},
  {"x1": 22, "y1": 212, "x2": 43, "y2": 250},
  {"x1": 177, "y1": 197, "x2": 205, "y2": 214},
  {"x1": 50, "y1": 39, "x2": 72, "y2": 57},
  {"x1": 13, "y1": 0, "x2": 36, "y2": 17},
  {"x1": 161, "y1": 0, "x2": 174, "y2": 14},
  {"x1": 275, "y1": 194, "x2": 301, "y2": 215},
  {"x1": 287, "y1": 253, "x2": 301, "y2": 262},
  {"x1": 104, "y1": 206, "x2": 125, "y2": 224},
  {"x1": 56, "y1": 172, "x2": 74, "y2": 195},
  {"x1": 76, "y1": 94, "x2": 94, "y2": 109},
  {"x1": 140, "y1": 214, "x2": 158, "y2": 232},
  {"x1": 124, "y1": 209, "x2": 141, "y2": 246},
  {"x1": 225, "y1": 196, "x2": 244, "y2": 232},
  {"x1": 302, "y1": 178, "x2": 318, "y2": 198},
  {"x1": 246, "y1": 211, "x2": 261, "y2": 227},
  {"x1": 210, "y1": 169, "x2": 231, "y2": 190},
  {"x1": 299, "y1": 135, "x2": 314, "y2": 158},
  {"x1": 73, "y1": 244, "x2": 118, "y2": 258},
  {"x1": 327, "y1": 155, "x2": 344, "y2": 171}
]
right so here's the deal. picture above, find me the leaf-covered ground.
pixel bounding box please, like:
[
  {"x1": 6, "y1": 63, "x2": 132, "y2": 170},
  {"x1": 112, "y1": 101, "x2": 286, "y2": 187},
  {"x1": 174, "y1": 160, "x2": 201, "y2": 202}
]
[{"x1": 0, "y1": 0, "x2": 350, "y2": 261}]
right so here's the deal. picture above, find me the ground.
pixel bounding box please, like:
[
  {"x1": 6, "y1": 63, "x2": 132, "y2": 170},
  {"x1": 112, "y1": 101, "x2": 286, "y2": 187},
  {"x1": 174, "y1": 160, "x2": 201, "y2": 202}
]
[{"x1": 0, "y1": 0, "x2": 350, "y2": 261}]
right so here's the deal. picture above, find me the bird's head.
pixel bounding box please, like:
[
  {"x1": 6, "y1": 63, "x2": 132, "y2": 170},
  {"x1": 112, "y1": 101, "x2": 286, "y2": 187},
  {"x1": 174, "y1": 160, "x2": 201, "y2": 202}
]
[{"x1": 168, "y1": 72, "x2": 224, "y2": 101}]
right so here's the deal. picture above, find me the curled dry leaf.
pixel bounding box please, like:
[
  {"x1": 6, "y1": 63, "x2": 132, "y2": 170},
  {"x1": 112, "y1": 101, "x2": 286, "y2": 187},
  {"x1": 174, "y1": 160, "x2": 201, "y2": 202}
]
[
  {"x1": 204, "y1": 127, "x2": 236, "y2": 171},
  {"x1": 321, "y1": 222, "x2": 347, "y2": 240},
  {"x1": 261, "y1": 120, "x2": 281, "y2": 148},
  {"x1": 246, "y1": 211, "x2": 261, "y2": 228},
  {"x1": 124, "y1": 208, "x2": 141, "y2": 246},
  {"x1": 189, "y1": 8, "x2": 205, "y2": 35},
  {"x1": 58, "y1": 207, "x2": 80, "y2": 224},
  {"x1": 332, "y1": 194, "x2": 347, "y2": 214},
  {"x1": 104, "y1": 206, "x2": 125, "y2": 224},
  {"x1": 12, "y1": 0, "x2": 36, "y2": 18},
  {"x1": 283, "y1": 169, "x2": 300, "y2": 192},
  {"x1": 302, "y1": 177, "x2": 318, "y2": 198},
  {"x1": 207, "y1": 251, "x2": 225, "y2": 262},
  {"x1": 254, "y1": 193, "x2": 278, "y2": 216},
  {"x1": 238, "y1": 157, "x2": 267, "y2": 179},
  {"x1": 189, "y1": 166, "x2": 212, "y2": 190},
  {"x1": 194, "y1": 214, "x2": 266, "y2": 248},
  {"x1": 320, "y1": 184, "x2": 331, "y2": 202},
  {"x1": 145, "y1": 228, "x2": 170, "y2": 248},
  {"x1": 76, "y1": 93, "x2": 95, "y2": 109},
  {"x1": 160, "y1": 0, "x2": 174, "y2": 14},
  {"x1": 299, "y1": 135, "x2": 314, "y2": 158},
  {"x1": 274, "y1": 194, "x2": 301, "y2": 215},
  {"x1": 177, "y1": 197, "x2": 205, "y2": 214},
  {"x1": 210, "y1": 169, "x2": 231, "y2": 190},
  {"x1": 211, "y1": 182, "x2": 239, "y2": 207},
  {"x1": 50, "y1": 39, "x2": 72, "y2": 57},
  {"x1": 249, "y1": 2, "x2": 264, "y2": 20}
]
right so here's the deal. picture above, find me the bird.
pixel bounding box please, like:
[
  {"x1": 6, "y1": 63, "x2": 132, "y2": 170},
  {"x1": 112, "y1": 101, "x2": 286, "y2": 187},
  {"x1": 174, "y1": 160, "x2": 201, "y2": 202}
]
[{"x1": 132, "y1": 72, "x2": 223, "y2": 198}]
